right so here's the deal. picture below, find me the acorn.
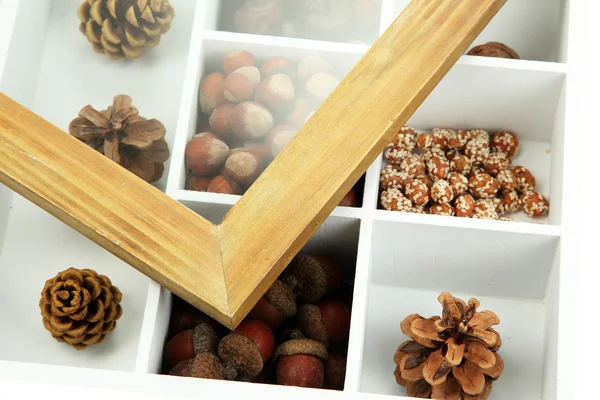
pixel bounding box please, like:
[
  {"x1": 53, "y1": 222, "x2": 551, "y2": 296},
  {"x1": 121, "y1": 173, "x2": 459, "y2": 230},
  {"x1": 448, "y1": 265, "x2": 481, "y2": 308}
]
[
  {"x1": 297, "y1": 301, "x2": 351, "y2": 346},
  {"x1": 234, "y1": 319, "x2": 275, "y2": 361},
  {"x1": 168, "y1": 353, "x2": 225, "y2": 380},
  {"x1": 324, "y1": 352, "x2": 347, "y2": 390},
  {"x1": 248, "y1": 279, "x2": 297, "y2": 329},
  {"x1": 281, "y1": 254, "x2": 342, "y2": 303},
  {"x1": 273, "y1": 338, "x2": 328, "y2": 388},
  {"x1": 164, "y1": 323, "x2": 219, "y2": 371},
  {"x1": 218, "y1": 332, "x2": 265, "y2": 380}
]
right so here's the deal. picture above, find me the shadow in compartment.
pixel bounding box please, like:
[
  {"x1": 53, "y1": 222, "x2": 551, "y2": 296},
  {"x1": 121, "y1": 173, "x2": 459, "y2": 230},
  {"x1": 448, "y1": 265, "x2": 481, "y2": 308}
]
[{"x1": 159, "y1": 216, "x2": 360, "y2": 390}]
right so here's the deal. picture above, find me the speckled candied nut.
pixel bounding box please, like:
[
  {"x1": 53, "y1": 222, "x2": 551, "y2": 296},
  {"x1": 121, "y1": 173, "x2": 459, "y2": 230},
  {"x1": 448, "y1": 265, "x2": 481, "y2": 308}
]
[
  {"x1": 472, "y1": 199, "x2": 499, "y2": 220},
  {"x1": 467, "y1": 166, "x2": 486, "y2": 180},
  {"x1": 484, "y1": 152, "x2": 510, "y2": 176},
  {"x1": 454, "y1": 194, "x2": 475, "y2": 217},
  {"x1": 384, "y1": 144, "x2": 412, "y2": 165},
  {"x1": 427, "y1": 156, "x2": 450, "y2": 181},
  {"x1": 468, "y1": 172, "x2": 499, "y2": 199},
  {"x1": 430, "y1": 180, "x2": 454, "y2": 204},
  {"x1": 421, "y1": 147, "x2": 446, "y2": 162},
  {"x1": 464, "y1": 138, "x2": 490, "y2": 166},
  {"x1": 218, "y1": 333, "x2": 264, "y2": 380},
  {"x1": 417, "y1": 132, "x2": 433, "y2": 149},
  {"x1": 445, "y1": 149, "x2": 460, "y2": 163},
  {"x1": 380, "y1": 168, "x2": 411, "y2": 190},
  {"x1": 415, "y1": 174, "x2": 434, "y2": 190},
  {"x1": 492, "y1": 131, "x2": 519, "y2": 158},
  {"x1": 432, "y1": 128, "x2": 452, "y2": 151},
  {"x1": 411, "y1": 205, "x2": 427, "y2": 214},
  {"x1": 430, "y1": 203, "x2": 454, "y2": 216},
  {"x1": 469, "y1": 129, "x2": 490, "y2": 143},
  {"x1": 450, "y1": 155, "x2": 472, "y2": 175},
  {"x1": 500, "y1": 190, "x2": 520, "y2": 214},
  {"x1": 512, "y1": 166, "x2": 536, "y2": 192},
  {"x1": 400, "y1": 154, "x2": 426, "y2": 178},
  {"x1": 447, "y1": 172, "x2": 468, "y2": 197},
  {"x1": 496, "y1": 169, "x2": 518, "y2": 191},
  {"x1": 404, "y1": 179, "x2": 430, "y2": 206},
  {"x1": 380, "y1": 188, "x2": 413, "y2": 212},
  {"x1": 520, "y1": 191, "x2": 549, "y2": 217},
  {"x1": 392, "y1": 126, "x2": 417, "y2": 151},
  {"x1": 448, "y1": 129, "x2": 471, "y2": 150}
]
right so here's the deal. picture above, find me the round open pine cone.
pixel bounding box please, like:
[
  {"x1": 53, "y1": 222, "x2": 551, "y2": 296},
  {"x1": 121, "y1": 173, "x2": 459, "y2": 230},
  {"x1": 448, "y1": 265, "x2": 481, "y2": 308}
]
[
  {"x1": 39, "y1": 267, "x2": 123, "y2": 350},
  {"x1": 394, "y1": 292, "x2": 504, "y2": 399},
  {"x1": 77, "y1": 0, "x2": 175, "y2": 60},
  {"x1": 69, "y1": 94, "x2": 169, "y2": 183}
]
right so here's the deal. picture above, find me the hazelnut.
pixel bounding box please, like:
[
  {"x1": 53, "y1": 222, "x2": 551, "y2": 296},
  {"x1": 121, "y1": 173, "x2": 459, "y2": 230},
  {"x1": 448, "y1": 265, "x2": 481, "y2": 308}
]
[
  {"x1": 223, "y1": 50, "x2": 255, "y2": 75},
  {"x1": 209, "y1": 103, "x2": 234, "y2": 138},
  {"x1": 450, "y1": 155, "x2": 472, "y2": 175},
  {"x1": 468, "y1": 172, "x2": 499, "y2": 199},
  {"x1": 274, "y1": 339, "x2": 328, "y2": 388},
  {"x1": 430, "y1": 180, "x2": 454, "y2": 204},
  {"x1": 448, "y1": 172, "x2": 468, "y2": 197},
  {"x1": 520, "y1": 191, "x2": 549, "y2": 217},
  {"x1": 432, "y1": 128, "x2": 452, "y2": 151},
  {"x1": 242, "y1": 140, "x2": 271, "y2": 163},
  {"x1": 169, "y1": 353, "x2": 225, "y2": 380},
  {"x1": 165, "y1": 323, "x2": 219, "y2": 370},
  {"x1": 297, "y1": 55, "x2": 334, "y2": 84},
  {"x1": 421, "y1": 147, "x2": 446, "y2": 162},
  {"x1": 222, "y1": 151, "x2": 263, "y2": 185},
  {"x1": 465, "y1": 138, "x2": 490, "y2": 166},
  {"x1": 380, "y1": 188, "x2": 413, "y2": 212},
  {"x1": 393, "y1": 127, "x2": 417, "y2": 151},
  {"x1": 297, "y1": 301, "x2": 351, "y2": 346},
  {"x1": 427, "y1": 156, "x2": 450, "y2": 181},
  {"x1": 469, "y1": 129, "x2": 490, "y2": 142},
  {"x1": 415, "y1": 174, "x2": 434, "y2": 190},
  {"x1": 223, "y1": 66, "x2": 261, "y2": 102},
  {"x1": 448, "y1": 129, "x2": 470, "y2": 150},
  {"x1": 233, "y1": 0, "x2": 284, "y2": 35},
  {"x1": 496, "y1": 169, "x2": 518, "y2": 191},
  {"x1": 198, "y1": 72, "x2": 226, "y2": 114},
  {"x1": 266, "y1": 124, "x2": 297, "y2": 158},
  {"x1": 380, "y1": 168, "x2": 411, "y2": 190},
  {"x1": 404, "y1": 180, "x2": 429, "y2": 206},
  {"x1": 513, "y1": 166, "x2": 536, "y2": 192},
  {"x1": 185, "y1": 133, "x2": 229, "y2": 176},
  {"x1": 339, "y1": 186, "x2": 359, "y2": 207},
  {"x1": 261, "y1": 56, "x2": 295, "y2": 80},
  {"x1": 473, "y1": 199, "x2": 499, "y2": 220},
  {"x1": 484, "y1": 152, "x2": 510, "y2": 176},
  {"x1": 430, "y1": 203, "x2": 454, "y2": 216},
  {"x1": 400, "y1": 155, "x2": 425, "y2": 177},
  {"x1": 286, "y1": 98, "x2": 311, "y2": 126},
  {"x1": 235, "y1": 320, "x2": 275, "y2": 362},
  {"x1": 185, "y1": 174, "x2": 212, "y2": 192},
  {"x1": 248, "y1": 280, "x2": 297, "y2": 329},
  {"x1": 384, "y1": 144, "x2": 411, "y2": 165},
  {"x1": 417, "y1": 132, "x2": 433, "y2": 149},
  {"x1": 282, "y1": 254, "x2": 342, "y2": 303},
  {"x1": 218, "y1": 332, "x2": 264, "y2": 380},
  {"x1": 468, "y1": 42, "x2": 520, "y2": 59},
  {"x1": 230, "y1": 101, "x2": 274, "y2": 140},
  {"x1": 306, "y1": 73, "x2": 340, "y2": 102},
  {"x1": 492, "y1": 131, "x2": 519, "y2": 158},
  {"x1": 255, "y1": 74, "x2": 295, "y2": 112},
  {"x1": 208, "y1": 175, "x2": 243, "y2": 195},
  {"x1": 454, "y1": 194, "x2": 475, "y2": 217},
  {"x1": 500, "y1": 189, "x2": 520, "y2": 214},
  {"x1": 324, "y1": 353, "x2": 347, "y2": 390}
]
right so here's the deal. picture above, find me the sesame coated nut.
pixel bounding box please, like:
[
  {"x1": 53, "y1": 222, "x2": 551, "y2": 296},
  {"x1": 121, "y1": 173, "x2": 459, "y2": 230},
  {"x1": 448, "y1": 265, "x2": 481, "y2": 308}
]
[
  {"x1": 500, "y1": 190, "x2": 520, "y2": 214},
  {"x1": 448, "y1": 129, "x2": 470, "y2": 150},
  {"x1": 421, "y1": 147, "x2": 446, "y2": 162},
  {"x1": 432, "y1": 129, "x2": 451, "y2": 151},
  {"x1": 468, "y1": 173, "x2": 499, "y2": 199},
  {"x1": 492, "y1": 131, "x2": 519, "y2": 158},
  {"x1": 430, "y1": 180, "x2": 454, "y2": 204},
  {"x1": 496, "y1": 169, "x2": 518, "y2": 191},
  {"x1": 450, "y1": 155, "x2": 472, "y2": 175},
  {"x1": 469, "y1": 129, "x2": 490, "y2": 143},
  {"x1": 380, "y1": 168, "x2": 411, "y2": 190},
  {"x1": 427, "y1": 156, "x2": 450, "y2": 181},
  {"x1": 411, "y1": 205, "x2": 427, "y2": 214},
  {"x1": 464, "y1": 138, "x2": 490, "y2": 166},
  {"x1": 520, "y1": 191, "x2": 549, "y2": 217},
  {"x1": 454, "y1": 194, "x2": 475, "y2": 217},
  {"x1": 473, "y1": 199, "x2": 499, "y2": 220},
  {"x1": 430, "y1": 203, "x2": 454, "y2": 216},
  {"x1": 417, "y1": 133, "x2": 433, "y2": 149},
  {"x1": 467, "y1": 167, "x2": 486, "y2": 180},
  {"x1": 415, "y1": 174, "x2": 434, "y2": 190},
  {"x1": 404, "y1": 180, "x2": 429, "y2": 206},
  {"x1": 484, "y1": 152, "x2": 510, "y2": 176},
  {"x1": 393, "y1": 128, "x2": 417, "y2": 151},
  {"x1": 384, "y1": 144, "x2": 411, "y2": 165},
  {"x1": 380, "y1": 189, "x2": 413, "y2": 212},
  {"x1": 513, "y1": 166, "x2": 536, "y2": 192},
  {"x1": 446, "y1": 149, "x2": 460, "y2": 162},
  {"x1": 400, "y1": 155, "x2": 426, "y2": 177},
  {"x1": 448, "y1": 172, "x2": 468, "y2": 197}
]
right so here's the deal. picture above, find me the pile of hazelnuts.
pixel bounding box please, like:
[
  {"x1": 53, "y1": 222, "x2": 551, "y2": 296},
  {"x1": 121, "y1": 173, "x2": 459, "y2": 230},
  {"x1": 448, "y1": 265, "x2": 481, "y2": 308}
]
[
  {"x1": 379, "y1": 126, "x2": 550, "y2": 220},
  {"x1": 164, "y1": 253, "x2": 353, "y2": 390},
  {"x1": 184, "y1": 49, "x2": 361, "y2": 206}
]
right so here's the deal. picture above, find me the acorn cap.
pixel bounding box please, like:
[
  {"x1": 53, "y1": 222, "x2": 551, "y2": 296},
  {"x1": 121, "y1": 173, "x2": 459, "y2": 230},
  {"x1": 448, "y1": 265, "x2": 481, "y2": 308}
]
[
  {"x1": 283, "y1": 254, "x2": 328, "y2": 303},
  {"x1": 265, "y1": 280, "x2": 297, "y2": 318},
  {"x1": 297, "y1": 304, "x2": 329, "y2": 345},
  {"x1": 190, "y1": 353, "x2": 224, "y2": 380},
  {"x1": 273, "y1": 338, "x2": 328, "y2": 363},
  {"x1": 192, "y1": 323, "x2": 219, "y2": 355},
  {"x1": 218, "y1": 332, "x2": 264, "y2": 379}
]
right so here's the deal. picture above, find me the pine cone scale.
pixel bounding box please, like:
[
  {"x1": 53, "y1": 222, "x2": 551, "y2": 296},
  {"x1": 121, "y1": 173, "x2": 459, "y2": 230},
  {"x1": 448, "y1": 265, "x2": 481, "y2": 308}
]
[{"x1": 453, "y1": 360, "x2": 485, "y2": 395}]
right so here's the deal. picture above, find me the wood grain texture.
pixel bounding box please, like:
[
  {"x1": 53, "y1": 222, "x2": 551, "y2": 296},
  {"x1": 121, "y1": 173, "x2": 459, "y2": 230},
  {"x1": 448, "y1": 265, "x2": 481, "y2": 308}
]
[
  {"x1": 219, "y1": 0, "x2": 506, "y2": 326},
  {"x1": 0, "y1": 93, "x2": 231, "y2": 326}
]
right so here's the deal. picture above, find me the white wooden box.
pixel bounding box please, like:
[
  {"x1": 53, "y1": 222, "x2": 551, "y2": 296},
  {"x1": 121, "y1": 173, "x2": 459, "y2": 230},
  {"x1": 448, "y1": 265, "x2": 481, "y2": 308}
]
[{"x1": 0, "y1": 1, "x2": 582, "y2": 399}]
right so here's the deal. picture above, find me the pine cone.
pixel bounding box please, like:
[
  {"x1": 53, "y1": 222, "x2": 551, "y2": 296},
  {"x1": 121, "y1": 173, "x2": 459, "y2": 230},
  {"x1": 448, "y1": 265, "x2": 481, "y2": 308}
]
[
  {"x1": 69, "y1": 94, "x2": 170, "y2": 183},
  {"x1": 77, "y1": 0, "x2": 175, "y2": 60},
  {"x1": 39, "y1": 268, "x2": 123, "y2": 350},
  {"x1": 394, "y1": 292, "x2": 504, "y2": 399}
]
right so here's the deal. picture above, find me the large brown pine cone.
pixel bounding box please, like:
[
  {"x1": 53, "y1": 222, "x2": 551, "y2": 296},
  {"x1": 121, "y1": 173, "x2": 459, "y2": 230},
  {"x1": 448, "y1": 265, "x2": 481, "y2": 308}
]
[
  {"x1": 394, "y1": 292, "x2": 504, "y2": 399},
  {"x1": 77, "y1": 0, "x2": 175, "y2": 60},
  {"x1": 39, "y1": 268, "x2": 123, "y2": 350}
]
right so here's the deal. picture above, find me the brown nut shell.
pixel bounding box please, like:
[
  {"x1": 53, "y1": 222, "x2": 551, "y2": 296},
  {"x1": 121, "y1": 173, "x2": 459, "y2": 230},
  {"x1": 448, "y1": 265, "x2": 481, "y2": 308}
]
[
  {"x1": 264, "y1": 279, "x2": 297, "y2": 318},
  {"x1": 218, "y1": 333, "x2": 264, "y2": 379},
  {"x1": 190, "y1": 353, "x2": 225, "y2": 379},
  {"x1": 297, "y1": 304, "x2": 329, "y2": 345}
]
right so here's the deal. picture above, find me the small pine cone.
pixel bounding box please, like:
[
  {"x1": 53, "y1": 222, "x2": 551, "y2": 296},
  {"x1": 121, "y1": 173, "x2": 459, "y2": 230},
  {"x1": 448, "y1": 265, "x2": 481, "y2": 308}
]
[
  {"x1": 77, "y1": 0, "x2": 175, "y2": 60},
  {"x1": 40, "y1": 268, "x2": 123, "y2": 350}
]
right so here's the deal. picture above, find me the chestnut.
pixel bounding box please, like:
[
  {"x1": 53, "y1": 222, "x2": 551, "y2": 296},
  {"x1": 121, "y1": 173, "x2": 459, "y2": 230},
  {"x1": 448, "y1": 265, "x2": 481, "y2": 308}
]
[
  {"x1": 248, "y1": 279, "x2": 297, "y2": 329},
  {"x1": 273, "y1": 338, "x2": 328, "y2": 388},
  {"x1": 164, "y1": 323, "x2": 219, "y2": 370}
]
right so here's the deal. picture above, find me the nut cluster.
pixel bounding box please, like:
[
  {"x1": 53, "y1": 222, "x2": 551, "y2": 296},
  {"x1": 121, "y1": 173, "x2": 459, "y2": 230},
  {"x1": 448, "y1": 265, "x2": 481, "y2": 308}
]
[
  {"x1": 164, "y1": 252, "x2": 352, "y2": 390},
  {"x1": 186, "y1": 50, "x2": 360, "y2": 206},
  {"x1": 379, "y1": 126, "x2": 549, "y2": 220}
]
